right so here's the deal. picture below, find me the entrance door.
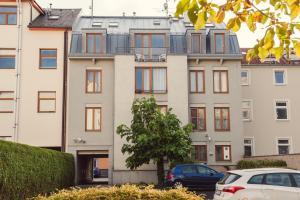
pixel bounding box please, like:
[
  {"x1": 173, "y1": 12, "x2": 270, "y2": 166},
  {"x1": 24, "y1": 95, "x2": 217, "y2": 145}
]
[{"x1": 93, "y1": 157, "x2": 109, "y2": 182}]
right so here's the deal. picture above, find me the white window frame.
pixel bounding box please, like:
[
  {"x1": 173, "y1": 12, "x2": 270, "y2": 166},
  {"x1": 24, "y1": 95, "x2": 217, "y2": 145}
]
[
  {"x1": 242, "y1": 99, "x2": 253, "y2": 121},
  {"x1": 244, "y1": 137, "x2": 255, "y2": 157},
  {"x1": 273, "y1": 69, "x2": 287, "y2": 86},
  {"x1": 241, "y1": 69, "x2": 250, "y2": 86},
  {"x1": 276, "y1": 137, "x2": 292, "y2": 155},
  {"x1": 274, "y1": 99, "x2": 290, "y2": 121}
]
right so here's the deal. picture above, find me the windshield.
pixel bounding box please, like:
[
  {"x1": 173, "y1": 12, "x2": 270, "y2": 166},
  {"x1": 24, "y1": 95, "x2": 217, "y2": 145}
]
[{"x1": 218, "y1": 173, "x2": 241, "y2": 185}]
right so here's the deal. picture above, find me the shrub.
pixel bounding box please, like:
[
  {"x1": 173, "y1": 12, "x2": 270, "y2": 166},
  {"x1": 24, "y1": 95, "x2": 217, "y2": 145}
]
[
  {"x1": 237, "y1": 159, "x2": 287, "y2": 169},
  {"x1": 0, "y1": 140, "x2": 75, "y2": 200},
  {"x1": 31, "y1": 185, "x2": 204, "y2": 200}
]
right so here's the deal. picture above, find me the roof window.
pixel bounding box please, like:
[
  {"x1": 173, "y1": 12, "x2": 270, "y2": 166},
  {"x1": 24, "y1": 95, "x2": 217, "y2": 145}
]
[
  {"x1": 48, "y1": 15, "x2": 60, "y2": 20},
  {"x1": 92, "y1": 21, "x2": 102, "y2": 27},
  {"x1": 109, "y1": 22, "x2": 119, "y2": 27},
  {"x1": 153, "y1": 20, "x2": 161, "y2": 25}
]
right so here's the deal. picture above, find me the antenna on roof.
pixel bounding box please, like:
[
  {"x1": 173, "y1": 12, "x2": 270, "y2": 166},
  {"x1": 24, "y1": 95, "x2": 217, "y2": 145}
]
[
  {"x1": 163, "y1": 0, "x2": 170, "y2": 16},
  {"x1": 49, "y1": 3, "x2": 52, "y2": 15},
  {"x1": 89, "y1": 0, "x2": 94, "y2": 19}
]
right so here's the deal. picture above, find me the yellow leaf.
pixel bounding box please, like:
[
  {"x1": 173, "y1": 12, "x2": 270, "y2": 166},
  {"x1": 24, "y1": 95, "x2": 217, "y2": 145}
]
[
  {"x1": 195, "y1": 11, "x2": 207, "y2": 30},
  {"x1": 270, "y1": 47, "x2": 284, "y2": 60},
  {"x1": 291, "y1": 4, "x2": 300, "y2": 20},
  {"x1": 175, "y1": 0, "x2": 190, "y2": 17},
  {"x1": 215, "y1": 10, "x2": 225, "y2": 24},
  {"x1": 246, "y1": 49, "x2": 255, "y2": 62},
  {"x1": 247, "y1": 14, "x2": 256, "y2": 32},
  {"x1": 232, "y1": 18, "x2": 241, "y2": 32},
  {"x1": 293, "y1": 41, "x2": 300, "y2": 57},
  {"x1": 258, "y1": 47, "x2": 269, "y2": 61},
  {"x1": 227, "y1": 18, "x2": 236, "y2": 30},
  {"x1": 263, "y1": 29, "x2": 275, "y2": 50},
  {"x1": 244, "y1": 0, "x2": 252, "y2": 9}
]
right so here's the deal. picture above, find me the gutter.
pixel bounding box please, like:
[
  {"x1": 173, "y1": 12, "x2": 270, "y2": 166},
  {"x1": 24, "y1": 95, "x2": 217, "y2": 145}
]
[{"x1": 61, "y1": 30, "x2": 68, "y2": 152}]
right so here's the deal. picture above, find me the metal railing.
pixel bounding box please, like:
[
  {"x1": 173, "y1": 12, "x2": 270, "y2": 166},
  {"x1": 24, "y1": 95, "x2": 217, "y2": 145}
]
[{"x1": 115, "y1": 47, "x2": 168, "y2": 62}]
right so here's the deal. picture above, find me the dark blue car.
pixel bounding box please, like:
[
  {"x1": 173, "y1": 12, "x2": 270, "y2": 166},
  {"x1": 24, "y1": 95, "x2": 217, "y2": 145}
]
[{"x1": 166, "y1": 164, "x2": 224, "y2": 190}]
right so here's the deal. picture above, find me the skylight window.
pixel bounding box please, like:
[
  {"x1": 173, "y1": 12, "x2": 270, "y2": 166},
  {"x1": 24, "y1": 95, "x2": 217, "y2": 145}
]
[
  {"x1": 48, "y1": 15, "x2": 60, "y2": 20},
  {"x1": 153, "y1": 20, "x2": 161, "y2": 25},
  {"x1": 92, "y1": 21, "x2": 102, "y2": 27},
  {"x1": 109, "y1": 22, "x2": 119, "y2": 27}
]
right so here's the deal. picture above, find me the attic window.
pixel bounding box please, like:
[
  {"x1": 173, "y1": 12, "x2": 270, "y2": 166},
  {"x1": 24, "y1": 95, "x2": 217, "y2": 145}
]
[
  {"x1": 48, "y1": 15, "x2": 60, "y2": 20},
  {"x1": 92, "y1": 21, "x2": 102, "y2": 27},
  {"x1": 109, "y1": 22, "x2": 119, "y2": 27},
  {"x1": 184, "y1": 22, "x2": 193, "y2": 27},
  {"x1": 205, "y1": 23, "x2": 215, "y2": 27},
  {"x1": 153, "y1": 20, "x2": 161, "y2": 25}
]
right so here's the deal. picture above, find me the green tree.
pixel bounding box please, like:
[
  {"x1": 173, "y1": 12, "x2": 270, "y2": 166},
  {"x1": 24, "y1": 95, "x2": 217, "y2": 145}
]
[
  {"x1": 117, "y1": 97, "x2": 193, "y2": 186},
  {"x1": 175, "y1": 0, "x2": 300, "y2": 61}
]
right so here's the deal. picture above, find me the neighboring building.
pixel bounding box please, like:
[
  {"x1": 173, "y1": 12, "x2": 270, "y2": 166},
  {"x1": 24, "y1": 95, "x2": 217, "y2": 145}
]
[
  {"x1": 0, "y1": 0, "x2": 80, "y2": 151},
  {"x1": 67, "y1": 16, "x2": 243, "y2": 184},
  {"x1": 241, "y1": 49, "x2": 300, "y2": 157}
]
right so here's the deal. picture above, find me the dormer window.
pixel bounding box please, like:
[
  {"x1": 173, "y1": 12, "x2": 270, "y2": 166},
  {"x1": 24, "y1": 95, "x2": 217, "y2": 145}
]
[
  {"x1": 109, "y1": 22, "x2": 119, "y2": 27},
  {"x1": 215, "y1": 33, "x2": 225, "y2": 53},
  {"x1": 153, "y1": 20, "x2": 161, "y2": 25},
  {"x1": 86, "y1": 33, "x2": 103, "y2": 54},
  {"x1": 191, "y1": 33, "x2": 201, "y2": 54},
  {"x1": 92, "y1": 21, "x2": 102, "y2": 27},
  {"x1": 48, "y1": 15, "x2": 60, "y2": 20}
]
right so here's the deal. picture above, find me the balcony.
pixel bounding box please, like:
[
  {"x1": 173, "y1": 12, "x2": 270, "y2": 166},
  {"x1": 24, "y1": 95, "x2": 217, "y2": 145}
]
[{"x1": 133, "y1": 48, "x2": 167, "y2": 62}]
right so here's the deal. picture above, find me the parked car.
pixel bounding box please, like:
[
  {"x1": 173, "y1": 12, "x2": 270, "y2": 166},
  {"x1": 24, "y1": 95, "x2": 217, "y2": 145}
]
[
  {"x1": 166, "y1": 163, "x2": 224, "y2": 190},
  {"x1": 214, "y1": 168, "x2": 300, "y2": 200}
]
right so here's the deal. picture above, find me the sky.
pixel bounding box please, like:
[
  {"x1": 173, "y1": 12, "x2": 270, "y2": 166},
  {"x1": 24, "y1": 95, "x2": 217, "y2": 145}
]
[{"x1": 36, "y1": 0, "x2": 265, "y2": 48}]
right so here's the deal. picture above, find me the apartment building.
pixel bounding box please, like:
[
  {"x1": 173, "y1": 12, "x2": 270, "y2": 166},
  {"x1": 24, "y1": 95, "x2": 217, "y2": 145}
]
[
  {"x1": 241, "y1": 50, "x2": 300, "y2": 157},
  {"x1": 0, "y1": 0, "x2": 80, "y2": 151},
  {"x1": 67, "y1": 16, "x2": 243, "y2": 184}
]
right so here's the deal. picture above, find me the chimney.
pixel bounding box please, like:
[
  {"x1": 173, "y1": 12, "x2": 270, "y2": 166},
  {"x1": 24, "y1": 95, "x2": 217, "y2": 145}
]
[
  {"x1": 133, "y1": 12, "x2": 136, "y2": 16},
  {"x1": 123, "y1": 12, "x2": 125, "y2": 17}
]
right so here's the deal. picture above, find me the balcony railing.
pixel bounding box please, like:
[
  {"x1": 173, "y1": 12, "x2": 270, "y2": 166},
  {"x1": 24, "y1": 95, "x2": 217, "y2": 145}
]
[{"x1": 115, "y1": 47, "x2": 168, "y2": 62}]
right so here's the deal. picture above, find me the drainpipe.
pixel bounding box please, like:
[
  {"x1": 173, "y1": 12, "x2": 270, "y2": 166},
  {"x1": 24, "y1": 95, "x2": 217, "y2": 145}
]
[
  {"x1": 61, "y1": 30, "x2": 68, "y2": 152},
  {"x1": 13, "y1": 0, "x2": 23, "y2": 142}
]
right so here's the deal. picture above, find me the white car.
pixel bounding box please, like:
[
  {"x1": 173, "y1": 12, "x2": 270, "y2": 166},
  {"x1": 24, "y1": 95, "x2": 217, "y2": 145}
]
[{"x1": 214, "y1": 168, "x2": 300, "y2": 200}]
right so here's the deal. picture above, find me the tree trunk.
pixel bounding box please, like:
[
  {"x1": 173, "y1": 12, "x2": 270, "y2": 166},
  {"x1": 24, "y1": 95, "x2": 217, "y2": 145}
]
[{"x1": 156, "y1": 157, "x2": 165, "y2": 187}]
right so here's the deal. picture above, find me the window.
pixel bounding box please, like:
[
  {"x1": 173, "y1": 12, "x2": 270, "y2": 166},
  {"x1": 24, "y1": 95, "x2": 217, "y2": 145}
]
[
  {"x1": 181, "y1": 165, "x2": 197, "y2": 174},
  {"x1": 197, "y1": 165, "x2": 216, "y2": 174},
  {"x1": 277, "y1": 139, "x2": 291, "y2": 155},
  {"x1": 190, "y1": 107, "x2": 206, "y2": 131},
  {"x1": 274, "y1": 70, "x2": 286, "y2": 85},
  {"x1": 0, "y1": 91, "x2": 14, "y2": 113},
  {"x1": 244, "y1": 138, "x2": 253, "y2": 157},
  {"x1": 242, "y1": 100, "x2": 252, "y2": 121},
  {"x1": 265, "y1": 173, "x2": 292, "y2": 187},
  {"x1": 158, "y1": 105, "x2": 168, "y2": 114},
  {"x1": 70, "y1": 34, "x2": 83, "y2": 54},
  {"x1": 190, "y1": 70, "x2": 205, "y2": 93},
  {"x1": 213, "y1": 70, "x2": 228, "y2": 93},
  {"x1": 214, "y1": 107, "x2": 230, "y2": 131},
  {"x1": 86, "y1": 70, "x2": 102, "y2": 93},
  {"x1": 248, "y1": 174, "x2": 264, "y2": 184},
  {"x1": 135, "y1": 67, "x2": 167, "y2": 93},
  {"x1": 215, "y1": 145, "x2": 231, "y2": 161},
  {"x1": 191, "y1": 34, "x2": 201, "y2": 53},
  {"x1": 0, "y1": 56, "x2": 15, "y2": 69},
  {"x1": 38, "y1": 91, "x2": 56, "y2": 113},
  {"x1": 292, "y1": 174, "x2": 300, "y2": 187},
  {"x1": 0, "y1": 6, "x2": 17, "y2": 25},
  {"x1": 241, "y1": 70, "x2": 250, "y2": 85},
  {"x1": 85, "y1": 107, "x2": 101, "y2": 131},
  {"x1": 86, "y1": 33, "x2": 103, "y2": 54},
  {"x1": 193, "y1": 145, "x2": 207, "y2": 162},
  {"x1": 39, "y1": 49, "x2": 57, "y2": 69},
  {"x1": 275, "y1": 100, "x2": 289, "y2": 120},
  {"x1": 215, "y1": 33, "x2": 225, "y2": 53},
  {"x1": 219, "y1": 173, "x2": 241, "y2": 185}
]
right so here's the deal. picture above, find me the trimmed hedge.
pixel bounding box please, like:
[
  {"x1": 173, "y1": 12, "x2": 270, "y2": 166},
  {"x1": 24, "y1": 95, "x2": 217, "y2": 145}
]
[
  {"x1": 0, "y1": 140, "x2": 75, "y2": 200},
  {"x1": 237, "y1": 159, "x2": 287, "y2": 169},
  {"x1": 32, "y1": 185, "x2": 204, "y2": 200}
]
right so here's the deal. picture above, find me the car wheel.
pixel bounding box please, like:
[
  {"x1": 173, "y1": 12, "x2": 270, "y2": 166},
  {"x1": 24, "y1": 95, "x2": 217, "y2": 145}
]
[{"x1": 173, "y1": 180, "x2": 183, "y2": 188}]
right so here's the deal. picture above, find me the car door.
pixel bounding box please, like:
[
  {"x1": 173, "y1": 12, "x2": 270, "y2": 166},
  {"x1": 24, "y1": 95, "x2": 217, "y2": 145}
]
[
  {"x1": 180, "y1": 165, "x2": 198, "y2": 187},
  {"x1": 291, "y1": 173, "x2": 300, "y2": 199},
  {"x1": 262, "y1": 173, "x2": 299, "y2": 200},
  {"x1": 196, "y1": 165, "x2": 220, "y2": 189}
]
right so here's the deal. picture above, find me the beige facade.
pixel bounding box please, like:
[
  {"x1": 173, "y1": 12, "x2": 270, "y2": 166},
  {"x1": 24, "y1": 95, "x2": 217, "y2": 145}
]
[
  {"x1": 242, "y1": 63, "x2": 300, "y2": 156},
  {"x1": 0, "y1": 0, "x2": 79, "y2": 149}
]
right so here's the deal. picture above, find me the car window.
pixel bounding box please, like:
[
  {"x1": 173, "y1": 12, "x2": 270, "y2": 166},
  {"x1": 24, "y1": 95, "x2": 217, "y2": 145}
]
[
  {"x1": 181, "y1": 165, "x2": 197, "y2": 174},
  {"x1": 265, "y1": 173, "x2": 292, "y2": 187},
  {"x1": 248, "y1": 174, "x2": 264, "y2": 184},
  {"x1": 292, "y1": 174, "x2": 300, "y2": 187},
  {"x1": 218, "y1": 173, "x2": 241, "y2": 185},
  {"x1": 197, "y1": 166, "x2": 215, "y2": 174}
]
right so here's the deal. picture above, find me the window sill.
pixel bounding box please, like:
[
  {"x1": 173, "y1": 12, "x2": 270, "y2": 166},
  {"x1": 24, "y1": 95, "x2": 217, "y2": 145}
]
[
  {"x1": 274, "y1": 83, "x2": 287, "y2": 86},
  {"x1": 243, "y1": 119, "x2": 252, "y2": 122},
  {"x1": 275, "y1": 119, "x2": 290, "y2": 121}
]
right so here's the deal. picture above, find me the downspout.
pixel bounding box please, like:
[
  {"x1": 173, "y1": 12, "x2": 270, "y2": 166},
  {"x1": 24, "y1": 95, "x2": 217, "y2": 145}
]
[
  {"x1": 13, "y1": 0, "x2": 23, "y2": 142},
  {"x1": 61, "y1": 30, "x2": 68, "y2": 152}
]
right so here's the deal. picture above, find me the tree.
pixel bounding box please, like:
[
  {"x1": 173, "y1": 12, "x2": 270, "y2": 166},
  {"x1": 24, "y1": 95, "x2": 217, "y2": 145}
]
[
  {"x1": 175, "y1": 0, "x2": 300, "y2": 61},
  {"x1": 117, "y1": 97, "x2": 193, "y2": 186}
]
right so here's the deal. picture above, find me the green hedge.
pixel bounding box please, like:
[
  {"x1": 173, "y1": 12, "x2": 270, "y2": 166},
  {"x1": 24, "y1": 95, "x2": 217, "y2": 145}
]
[
  {"x1": 0, "y1": 140, "x2": 75, "y2": 200},
  {"x1": 32, "y1": 185, "x2": 204, "y2": 200},
  {"x1": 237, "y1": 159, "x2": 287, "y2": 169}
]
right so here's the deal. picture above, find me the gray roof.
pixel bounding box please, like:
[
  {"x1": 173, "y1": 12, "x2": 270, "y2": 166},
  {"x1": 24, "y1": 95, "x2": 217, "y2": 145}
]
[
  {"x1": 28, "y1": 9, "x2": 81, "y2": 29},
  {"x1": 73, "y1": 16, "x2": 227, "y2": 34}
]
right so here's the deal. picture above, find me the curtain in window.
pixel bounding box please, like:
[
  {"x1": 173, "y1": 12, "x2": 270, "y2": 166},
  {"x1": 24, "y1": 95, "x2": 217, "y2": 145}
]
[
  {"x1": 198, "y1": 109, "x2": 205, "y2": 130},
  {"x1": 143, "y1": 69, "x2": 150, "y2": 92},
  {"x1": 215, "y1": 109, "x2": 221, "y2": 130},
  {"x1": 95, "y1": 72, "x2": 101, "y2": 92},
  {"x1": 190, "y1": 72, "x2": 196, "y2": 92},
  {"x1": 214, "y1": 72, "x2": 220, "y2": 92},
  {"x1": 197, "y1": 71, "x2": 204, "y2": 92},
  {"x1": 221, "y1": 72, "x2": 228, "y2": 92},
  {"x1": 94, "y1": 108, "x2": 101, "y2": 130},
  {"x1": 191, "y1": 34, "x2": 201, "y2": 53},
  {"x1": 87, "y1": 72, "x2": 94, "y2": 92},
  {"x1": 86, "y1": 109, "x2": 93, "y2": 130},
  {"x1": 87, "y1": 34, "x2": 94, "y2": 53},
  {"x1": 153, "y1": 68, "x2": 166, "y2": 93},
  {"x1": 222, "y1": 109, "x2": 229, "y2": 129}
]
